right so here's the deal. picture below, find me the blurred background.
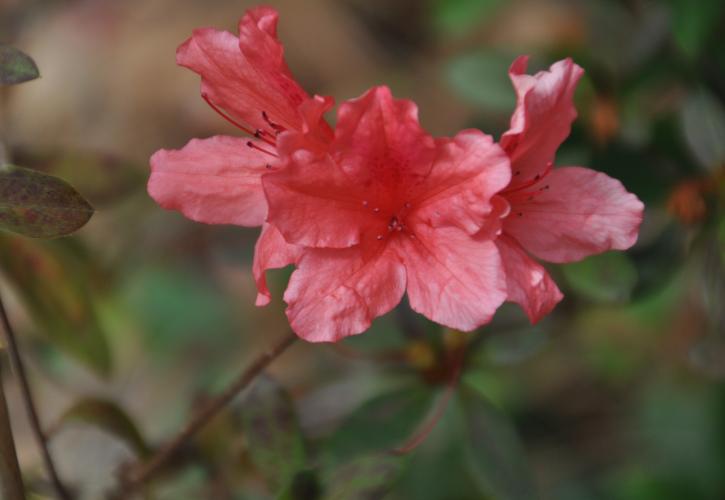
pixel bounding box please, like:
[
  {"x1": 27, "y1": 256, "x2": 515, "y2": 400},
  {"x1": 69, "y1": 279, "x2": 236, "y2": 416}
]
[{"x1": 1, "y1": 0, "x2": 724, "y2": 498}]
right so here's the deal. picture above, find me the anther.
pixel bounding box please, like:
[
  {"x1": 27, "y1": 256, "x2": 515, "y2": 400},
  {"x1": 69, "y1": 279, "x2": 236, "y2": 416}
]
[
  {"x1": 262, "y1": 111, "x2": 286, "y2": 133},
  {"x1": 247, "y1": 141, "x2": 279, "y2": 158},
  {"x1": 202, "y1": 93, "x2": 276, "y2": 147}
]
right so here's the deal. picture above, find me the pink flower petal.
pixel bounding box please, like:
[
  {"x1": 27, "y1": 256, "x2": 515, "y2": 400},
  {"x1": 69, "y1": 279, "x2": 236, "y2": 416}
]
[
  {"x1": 284, "y1": 243, "x2": 406, "y2": 342},
  {"x1": 412, "y1": 129, "x2": 511, "y2": 234},
  {"x1": 176, "y1": 8, "x2": 309, "y2": 134},
  {"x1": 504, "y1": 167, "x2": 645, "y2": 263},
  {"x1": 262, "y1": 148, "x2": 381, "y2": 248},
  {"x1": 496, "y1": 235, "x2": 563, "y2": 323},
  {"x1": 401, "y1": 225, "x2": 506, "y2": 331},
  {"x1": 148, "y1": 136, "x2": 272, "y2": 226},
  {"x1": 265, "y1": 87, "x2": 511, "y2": 248},
  {"x1": 332, "y1": 86, "x2": 436, "y2": 183},
  {"x1": 264, "y1": 86, "x2": 438, "y2": 249},
  {"x1": 253, "y1": 223, "x2": 301, "y2": 306},
  {"x1": 501, "y1": 57, "x2": 584, "y2": 189}
]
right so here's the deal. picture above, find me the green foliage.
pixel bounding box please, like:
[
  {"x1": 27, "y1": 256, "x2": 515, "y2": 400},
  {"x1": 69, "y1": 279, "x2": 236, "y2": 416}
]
[
  {"x1": 665, "y1": 0, "x2": 725, "y2": 59},
  {"x1": 122, "y1": 266, "x2": 236, "y2": 362},
  {"x1": 0, "y1": 45, "x2": 39, "y2": 85},
  {"x1": 54, "y1": 397, "x2": 150, "y2": 458},
  {"x1": 681, "y1": 88, "x2": 725, "y2": 172},
  {"x1": 0, "y1": 164, "x2": 94, "y2": 239},
  {"x1": 460, "y1": 387, "x2": 538, "y2": 500},
  {"x1": 431, "y1": 0, "x2": 504, "y2": 36},
  {"x1": 322, "y1": 453, "x2": 402, "y2": 500},
  {"x1": 0, "y1": 235, "x2": 111, "y2": 377},
  {"x1": 445, "y1": 51, "x2": 517, "y2": 112},
  {"x1": 239, "y1": 376, "x2": 307, "y2": 493},
  {"x1": 325, "y1": 386, "x2": 434, "y2": 462},
  {"x1": 562, "y1": 252, "x2": 638, "y2": 303}
]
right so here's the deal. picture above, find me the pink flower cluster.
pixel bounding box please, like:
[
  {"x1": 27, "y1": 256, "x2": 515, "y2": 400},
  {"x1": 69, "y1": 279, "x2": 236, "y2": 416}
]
[{"x1": 149, "y1": 7, "x2": 644, "y2": 342}]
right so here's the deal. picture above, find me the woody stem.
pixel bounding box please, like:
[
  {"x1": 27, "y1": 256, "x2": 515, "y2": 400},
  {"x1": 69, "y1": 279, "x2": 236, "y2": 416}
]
[
  {"x1": 0, "y1": 291, "x2": 72, "y2": 500},
  {"x1": 116, "y1": 331, "x2": 298, "y2": 497},
  {"x1": 0, "y1": 359, "x2": 25, "y2": 500}
]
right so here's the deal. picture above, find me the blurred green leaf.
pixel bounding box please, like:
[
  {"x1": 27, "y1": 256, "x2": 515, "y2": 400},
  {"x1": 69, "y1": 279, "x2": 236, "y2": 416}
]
[
  {"x1": 325, "y1": 387, "x2": 434, "y2": 462},
  {"x1": 54, "y1": 398, "x2": 150, "y2": 458},
  {"x1": 446, "y1": 51, "x2": 516, "y2": 112},
  {"x1": 681, "y1": 89, "x2": 725, "y2": 171},
  {"x1": 275, "y1": 470, "x2": 321, "y2": 500},
  {"x1": 431, "y1": 0, "x2": 504, "y2": 36},
  {"x1": 562, "y1": 252, "x2": 638, "y2": 303},
  {"x1": 633, "y1": 380, "x2": 724, "y2": 494},
  {"x1": 240, "y1": 376, "x2": 306, "y2": 492},
  {"x1": 0, "y1": 235, "x2": 111, "y2": 377},
  {"x1": 665, "y1": 0, "x2": 725, "y2": 59},
  {"x1": 394, "y1": 394, "x2": 482, "y2": 500},
  {"x1": 123, "y1": 267, "x2": 235, "y2": 362},
  {"x1": 0, "y1": 164, "x2": 93, "y2": 238},
  {"x1": 461, "y1": 388, "x2": 537, "y2": 500},
  {"x1": 322, "y1": 453, "x2": 402, "y2": 500},
  {"x1": 0, "y1": 45, "x2": 39, "y2": 85}
]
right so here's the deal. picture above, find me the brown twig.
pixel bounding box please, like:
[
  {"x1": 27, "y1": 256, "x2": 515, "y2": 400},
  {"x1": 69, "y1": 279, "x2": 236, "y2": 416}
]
[
  {"x1": 0, "y1": 360, "x2": 26, "y2": 500},
  {"x1": 116, "y1": 331, "x2": 298, "y2": 497},
  {"x1": 0, "y1": 290, "x2": 72, "y2": 499}
]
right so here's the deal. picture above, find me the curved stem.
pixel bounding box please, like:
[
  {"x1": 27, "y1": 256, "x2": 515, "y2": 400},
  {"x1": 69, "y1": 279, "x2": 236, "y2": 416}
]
[
  {"x1": 0, "y1": 290, "x2": 71, "y2": 500},
  {"x1": 117, "y1": 331, "x2": 298, "y2": 496},
  {"x1": 0, "y1": 363, "x2": 25, "y2": 500},
  {"x1": 390, "y1": 346, "x2": 465, "y2": 456}
]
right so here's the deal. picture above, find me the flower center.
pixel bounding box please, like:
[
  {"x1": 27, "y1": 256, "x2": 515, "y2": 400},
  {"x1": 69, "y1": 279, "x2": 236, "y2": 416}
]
[{"x1": 362, "y1": 201, "x2": 416, "y2": 241}]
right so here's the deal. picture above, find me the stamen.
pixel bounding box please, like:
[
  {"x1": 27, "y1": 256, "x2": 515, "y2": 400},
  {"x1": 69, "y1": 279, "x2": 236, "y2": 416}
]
[
  {"x1": 202, "y1": 93, "x2": 277, "y2": 147},
  {"x1": 503, "y1": 161, "x2": 553, "y2": 194},
  {"x1": 262, "y1": 111, "x2": 286, "y2": 133},
  {"x1": 247, "y1": 141, "x2": 279, "y2": 158}
]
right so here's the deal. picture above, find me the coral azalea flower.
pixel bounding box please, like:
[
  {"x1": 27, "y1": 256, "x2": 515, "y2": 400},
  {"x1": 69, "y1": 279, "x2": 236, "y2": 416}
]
[
  {"x1": 495, "y1": 57, "x2": 644, "y2": 323},
  {"x1": 147, "y1": 6, "x2": 644, "y2": 343},
  {"x1": 263, "y1": 86, "x2": 511, "y2": 341}
]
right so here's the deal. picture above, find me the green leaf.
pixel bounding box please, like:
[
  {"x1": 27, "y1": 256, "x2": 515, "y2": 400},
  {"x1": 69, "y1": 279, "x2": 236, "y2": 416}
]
[
  {"x1": 665, "y1": 0, "x2": 725, "y2": 59},
  {"x1": 0, "y1": 164, "x2": 93, "y2": 238},
  {"x1": 431, "y1": 0, "x2": 505, "y2": 36},
  {"x1": 681, "y1": 89, "x2": 725, "y2": 171},
  {"x1": 0, "y1": 45, "x2": 39, "y2": 85},
  {"x1": 240, "y1": 376, "x2": 306, "y2": 492},
  {"x1": 322, "y1": 453, "x2": 402, "y2": 500},
  {"x1": 446, "y1": 51, "x2": 516, "y2": 112},
  {"x1": 325, "y1": 387, "x2": 434, "y2": 462},
  {"x1": 562, "y1": 252, "x2": 638, "y2": 303},
  {"x1": 275, "y1": 470, "x2": 321, "y2": 500},
  {"x1": 461, "y1": 388, "x2": 538, "y2": 500},
  {"x1": 0, "y1": 235, "x2": 112, "y2": 377},
  {"x1": 54, "y1": 398, "x2": 150, "y2": 458}
]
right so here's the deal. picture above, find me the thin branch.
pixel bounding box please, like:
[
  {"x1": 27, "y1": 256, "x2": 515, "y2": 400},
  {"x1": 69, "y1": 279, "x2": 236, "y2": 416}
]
[
  {"x1": 116, "y1": 330, "x2": 298, "y2": 497},
  {"x1": 0, "y1": 290, "x2": 72, "y2": 499},
  {"x1": 0, "y1": 361, "x2": 26, "y2": 500},
  {"x1": 390, "y1": 345, "x2": 465, "y2": 455}
]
